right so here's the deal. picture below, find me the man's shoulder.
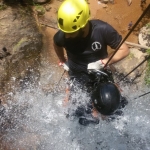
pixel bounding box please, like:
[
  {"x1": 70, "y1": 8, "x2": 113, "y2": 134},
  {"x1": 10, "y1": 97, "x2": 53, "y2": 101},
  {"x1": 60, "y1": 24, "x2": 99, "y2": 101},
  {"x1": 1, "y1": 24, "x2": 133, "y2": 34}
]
[
  {"x1": 90, "y1": 19, "x2": 110, "y2": 30},
  {"x1": 90, "y1": 19, "x2": 116, "y2": 32},
  {"x1": 53, "y1": 30, "x2": 65, "y2": 46},
  {"x1": 54, "y1": 30, "x2": 64, "y2": 37},
  {"x1": 90, "y1": 19, "x2": 107, "y2": 26}
]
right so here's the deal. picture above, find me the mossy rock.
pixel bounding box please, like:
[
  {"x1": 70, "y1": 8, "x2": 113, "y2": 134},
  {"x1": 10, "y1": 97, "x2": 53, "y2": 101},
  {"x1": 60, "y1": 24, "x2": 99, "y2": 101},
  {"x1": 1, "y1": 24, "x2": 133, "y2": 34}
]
[{"x1": 34, "y1": 5, "x2": 45, "y2": 15}]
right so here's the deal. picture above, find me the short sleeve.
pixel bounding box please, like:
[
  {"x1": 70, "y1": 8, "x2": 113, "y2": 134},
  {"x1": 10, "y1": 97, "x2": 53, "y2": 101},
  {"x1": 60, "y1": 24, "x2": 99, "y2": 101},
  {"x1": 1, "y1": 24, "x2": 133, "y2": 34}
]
[
  {"x1": 53, "y1": 30, "x2": 65, "y2": 47},
  {"x1": 104, "y1": 23, "x2": 122, "y2": 49}
]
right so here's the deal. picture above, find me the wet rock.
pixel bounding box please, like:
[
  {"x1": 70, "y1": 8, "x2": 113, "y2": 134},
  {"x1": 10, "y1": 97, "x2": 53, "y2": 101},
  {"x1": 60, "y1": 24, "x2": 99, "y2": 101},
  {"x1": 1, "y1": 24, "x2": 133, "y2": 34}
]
[
  {"x1": 0, "y1": 47, "x2": 11, "y2": 59},
  {"x1": 3, "y1": 0, "x2": 51, "y2": 5},
  {"x1": 139, "y1": 23, "x2": 150, "y2": 47},
  {"x1": 0, "y1": 5, "x2": 43, "y2": 93},
  {"x1": 114, "y1": 48, "x2": 147, "y2": 86},
  {"x1": 103, "y1": 0, "x2": 109, "y2": 3},
  {"x1": 45, "y1": 5, "x2": 51, "y2": 11},
  {"x1": 109, "y1": 0, "x2": 114, "y2": 4},
  {"x1": 102, "y1": 3, "x2": 108, "y2": 8},
  {"x1": 127, "y1": 0, "x2": 132, "y2": 6},
  {"x1": 33, "y1": 0, "x2": 51, "y2": 4},
  {"x1": 34, "y1": 5, "x2": 46, "y2": 15}
]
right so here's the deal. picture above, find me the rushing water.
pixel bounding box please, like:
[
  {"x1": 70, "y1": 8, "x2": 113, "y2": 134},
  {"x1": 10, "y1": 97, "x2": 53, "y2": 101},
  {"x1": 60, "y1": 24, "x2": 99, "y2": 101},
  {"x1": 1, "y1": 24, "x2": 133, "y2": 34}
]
[{"x1": 0, "y1": 62, "x2": 150, "y2": 150}]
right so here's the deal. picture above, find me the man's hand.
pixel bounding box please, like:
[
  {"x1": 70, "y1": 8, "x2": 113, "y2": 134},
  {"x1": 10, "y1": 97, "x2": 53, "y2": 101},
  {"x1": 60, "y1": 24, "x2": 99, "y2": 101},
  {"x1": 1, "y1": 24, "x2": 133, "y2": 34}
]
[
  {"x1": 59, "y1": 62, "x2": 69, "y2": 71},
  {"x1": 87, "y1": 60, "x2": 104, "y2": 70}
]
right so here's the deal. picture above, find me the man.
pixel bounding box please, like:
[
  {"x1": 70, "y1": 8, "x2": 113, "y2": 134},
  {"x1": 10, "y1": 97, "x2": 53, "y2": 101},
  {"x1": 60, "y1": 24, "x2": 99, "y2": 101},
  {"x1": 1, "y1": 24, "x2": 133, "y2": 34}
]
[{"x1": 53, "y1": 0, "x2": 129, "y2": 125}]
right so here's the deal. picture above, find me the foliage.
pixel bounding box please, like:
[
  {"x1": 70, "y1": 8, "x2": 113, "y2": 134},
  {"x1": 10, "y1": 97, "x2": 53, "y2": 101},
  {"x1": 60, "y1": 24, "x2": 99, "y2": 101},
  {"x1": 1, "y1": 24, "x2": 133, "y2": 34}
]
[
  {"x1": 0, "y1": 4, "x2": 7, "y2": 10},
  {"x1": 127, "y1": 53, "x2": 134, "y2": 59},
  {"x1": 145, "y1": 49, "x2": 150, "y2": 85},
  {"x1": 146, "y1": 23, "x2": 150, "y2": 28},
  {"x1": 146, "y1": 23, "x2": 150, "y2": 34},
  {"x1": 34, "y1": 5, "x2": 45, "y2": 15}
]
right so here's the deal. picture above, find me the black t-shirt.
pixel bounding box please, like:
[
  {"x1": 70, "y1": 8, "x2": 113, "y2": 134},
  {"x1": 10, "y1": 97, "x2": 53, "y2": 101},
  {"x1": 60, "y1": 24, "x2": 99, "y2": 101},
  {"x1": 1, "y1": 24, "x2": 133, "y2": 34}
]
[{"x1": 53, "y1": 19, "x2": 122, "y2": 73}]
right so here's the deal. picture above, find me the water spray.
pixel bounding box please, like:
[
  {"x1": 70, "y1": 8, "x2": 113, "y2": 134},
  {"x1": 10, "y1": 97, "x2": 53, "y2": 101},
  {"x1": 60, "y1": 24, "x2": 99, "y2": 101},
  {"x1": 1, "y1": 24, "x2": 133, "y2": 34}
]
[
  {"x1": 134, "y1": 91, "x2": 150, "y2": 100},
  {"x1": 57, "y1": 70, "x2": 66, "y2": 86}
]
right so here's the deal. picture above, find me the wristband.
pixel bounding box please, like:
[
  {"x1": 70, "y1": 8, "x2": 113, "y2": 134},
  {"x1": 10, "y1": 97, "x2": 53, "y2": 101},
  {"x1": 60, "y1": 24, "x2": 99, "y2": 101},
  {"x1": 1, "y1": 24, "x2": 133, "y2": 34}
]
[
  {"x1": 58, "y1": 62, "x2": 64, "y2": 66},
  {"x1": 100, "y1": 59, "x2": 105, "y2": 65}
]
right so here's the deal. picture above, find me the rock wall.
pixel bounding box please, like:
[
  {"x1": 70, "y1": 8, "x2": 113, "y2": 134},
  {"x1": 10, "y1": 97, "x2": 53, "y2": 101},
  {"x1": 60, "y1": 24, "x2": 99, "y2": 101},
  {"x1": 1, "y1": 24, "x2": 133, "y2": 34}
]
[{"x1": 0, "y1": 4, "x2": 43, "y2": 94}]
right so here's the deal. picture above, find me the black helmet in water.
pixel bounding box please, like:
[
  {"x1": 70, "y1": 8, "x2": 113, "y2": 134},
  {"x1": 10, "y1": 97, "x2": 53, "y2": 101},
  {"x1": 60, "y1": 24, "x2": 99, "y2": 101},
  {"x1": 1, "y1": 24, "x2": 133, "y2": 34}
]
[{"x1": 92, "y1": 82, "x2": 121, "y2": 115}]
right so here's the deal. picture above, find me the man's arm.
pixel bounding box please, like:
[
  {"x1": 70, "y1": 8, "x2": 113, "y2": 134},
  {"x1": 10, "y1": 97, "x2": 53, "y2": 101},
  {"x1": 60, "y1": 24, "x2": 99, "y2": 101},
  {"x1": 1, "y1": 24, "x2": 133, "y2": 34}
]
[
  {"x1": 53, "y1": 42, "x2": 66, "y2": 63},
  {"x1": 102, "y1": 42, "x2": 129, "y2": 65}
]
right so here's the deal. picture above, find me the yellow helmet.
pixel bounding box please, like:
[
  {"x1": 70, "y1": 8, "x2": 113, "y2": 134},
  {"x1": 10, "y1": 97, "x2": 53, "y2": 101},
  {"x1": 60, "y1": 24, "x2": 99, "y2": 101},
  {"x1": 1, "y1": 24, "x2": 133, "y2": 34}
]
[{"x1": 57, "y1": 0, "x2": 90, "y2": 33}]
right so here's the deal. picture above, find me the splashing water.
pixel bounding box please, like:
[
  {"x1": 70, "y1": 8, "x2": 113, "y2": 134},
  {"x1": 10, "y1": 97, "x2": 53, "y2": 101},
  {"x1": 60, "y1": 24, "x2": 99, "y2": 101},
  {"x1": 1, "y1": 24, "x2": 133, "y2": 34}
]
[{"x1": 0, "y1": 62, "x2": 150, "y2": 150}]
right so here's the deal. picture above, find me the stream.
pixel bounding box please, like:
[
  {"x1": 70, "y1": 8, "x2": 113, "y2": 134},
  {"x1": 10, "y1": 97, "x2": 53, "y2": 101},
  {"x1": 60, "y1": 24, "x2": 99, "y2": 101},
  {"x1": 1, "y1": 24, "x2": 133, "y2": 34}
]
[{"x1": 0, "y1": 60, "x2": 150, "y2": 150}]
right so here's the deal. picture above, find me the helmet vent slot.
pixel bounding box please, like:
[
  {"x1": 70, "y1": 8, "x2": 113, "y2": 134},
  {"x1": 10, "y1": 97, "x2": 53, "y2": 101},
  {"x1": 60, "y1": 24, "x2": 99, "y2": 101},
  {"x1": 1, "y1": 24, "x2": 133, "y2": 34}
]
[
  {"x1": 78, "y1": 10, "x2": 83, "y2": 15},
  {"x1": 73, "y1": 19, "x2": 77, "y2": 22},
  {"x1": 72, "y1": 25, "x2": 77, "y2": 29},
  {"x1": 58, "y1": 18, "x2": 63, "y2": 26},
  {"x1": 76, "y1": 16, "x2": 80, "y2": 19}
]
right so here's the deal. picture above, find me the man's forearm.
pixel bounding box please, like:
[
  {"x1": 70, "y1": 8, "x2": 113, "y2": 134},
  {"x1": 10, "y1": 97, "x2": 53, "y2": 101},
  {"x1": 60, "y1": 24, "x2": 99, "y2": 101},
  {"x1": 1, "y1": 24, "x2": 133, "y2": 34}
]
[{"x1": 102, "y1": 43, "x2": 129, "y2": 65}]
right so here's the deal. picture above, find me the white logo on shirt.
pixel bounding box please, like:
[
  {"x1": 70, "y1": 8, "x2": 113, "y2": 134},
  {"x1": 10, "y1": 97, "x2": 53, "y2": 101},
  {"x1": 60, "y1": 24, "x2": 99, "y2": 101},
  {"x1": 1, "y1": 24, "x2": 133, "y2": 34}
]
[{"x1": 91, "y1": 42, "x2": 101, "y2": 51}]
